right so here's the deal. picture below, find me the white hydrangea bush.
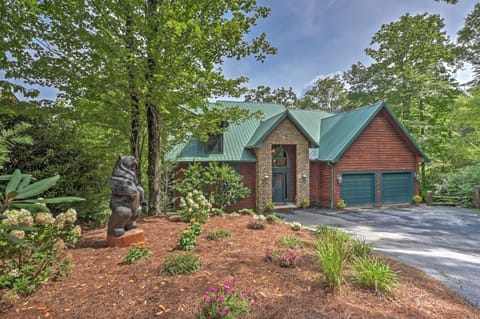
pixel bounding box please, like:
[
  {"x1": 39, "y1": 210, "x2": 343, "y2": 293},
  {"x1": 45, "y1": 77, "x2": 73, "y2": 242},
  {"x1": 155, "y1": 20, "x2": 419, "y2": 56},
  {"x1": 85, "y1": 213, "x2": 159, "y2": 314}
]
[
  {"x1": 0, "y1": 208, "x2": 82, "y2": 294},
  {"x1": 178, "y1": 190, "x2": 212, "y2": 223}
]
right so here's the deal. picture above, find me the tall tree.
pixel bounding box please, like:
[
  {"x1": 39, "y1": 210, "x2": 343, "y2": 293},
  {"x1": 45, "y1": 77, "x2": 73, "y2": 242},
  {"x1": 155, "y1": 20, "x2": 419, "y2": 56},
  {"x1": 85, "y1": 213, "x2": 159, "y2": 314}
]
[
  {"x1": 3, "y1": 0, "x2": 276, "y2": 214},
  {"x1": 343, "y1": 62, "x2": 384, "y2": 107},
  {"x1": 244, "y1": 85, "x2": 298, "y2": 108},
  {"x1": 364, "y1": 13, "x2": 458, "y2": 125},
  {"x1": 457, "y1": 3, "x2": 480, "y2": 86},
  {"x1": 298, "y1": 74, "x2": 348, "y2": 111}
]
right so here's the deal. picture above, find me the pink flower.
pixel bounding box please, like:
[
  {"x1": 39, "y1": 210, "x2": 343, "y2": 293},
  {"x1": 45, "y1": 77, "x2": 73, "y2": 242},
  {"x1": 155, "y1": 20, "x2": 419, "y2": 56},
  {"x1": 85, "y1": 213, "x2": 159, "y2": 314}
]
[
  {"x1": 218, "y1": 296, "x2": 224, "y2": 302},
  {"x1": 210, "y1": 287, "x2": 216, "y2": 293},
  {"x1": 232, "y1": 277, "x2": 237, "y2": 283},
  {"x1": 224, "y1": 280, "x2": 231, "y2": 287}
]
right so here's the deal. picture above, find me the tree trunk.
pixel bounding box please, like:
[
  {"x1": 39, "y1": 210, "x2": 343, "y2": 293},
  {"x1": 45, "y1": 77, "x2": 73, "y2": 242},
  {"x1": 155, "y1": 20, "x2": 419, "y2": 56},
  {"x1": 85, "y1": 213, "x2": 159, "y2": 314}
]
[
  {"x1": 125, "y1": 10, "x2": 143, "y2": 180},
  {"x1": 146, "y1": 103, "x2": 162, "y2": 215}
]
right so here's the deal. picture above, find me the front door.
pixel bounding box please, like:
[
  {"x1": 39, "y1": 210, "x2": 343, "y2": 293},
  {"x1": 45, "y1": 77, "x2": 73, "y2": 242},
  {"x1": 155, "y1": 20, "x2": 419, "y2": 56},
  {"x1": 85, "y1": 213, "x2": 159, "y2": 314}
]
[
  {"x1": 272, "y1": 172, "x2": 287, "y2": 202},
  {"x1": 272, "y1": 145, "x2": 290, "y2": 202}
]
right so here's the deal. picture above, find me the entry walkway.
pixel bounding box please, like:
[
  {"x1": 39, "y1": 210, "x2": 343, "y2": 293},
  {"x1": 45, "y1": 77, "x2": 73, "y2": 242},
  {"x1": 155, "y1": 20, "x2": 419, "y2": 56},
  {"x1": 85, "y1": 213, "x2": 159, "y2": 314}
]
[{"x1": 276, "y1": 205, "x2": 480, "y2": 307}]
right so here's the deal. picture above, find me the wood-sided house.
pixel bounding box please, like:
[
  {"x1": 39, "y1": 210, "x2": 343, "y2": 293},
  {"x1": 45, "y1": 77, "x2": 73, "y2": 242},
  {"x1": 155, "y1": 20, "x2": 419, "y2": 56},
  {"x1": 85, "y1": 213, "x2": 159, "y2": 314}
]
[{"x1": 167, "y1": 101, "x2": 428, "y2": 212}]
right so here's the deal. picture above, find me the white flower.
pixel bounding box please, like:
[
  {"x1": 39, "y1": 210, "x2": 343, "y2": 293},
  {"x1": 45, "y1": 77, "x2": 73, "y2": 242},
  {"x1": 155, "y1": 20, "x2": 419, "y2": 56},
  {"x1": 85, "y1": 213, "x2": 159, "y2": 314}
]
[
  {"x1": 64, "y1": 209, "x2": 77, "y2": 224},
  {"x1": 2, "y1": 216, "x2": 18, "y2": 227},
  {"x1": 35, "y1": 212, "x2": 55, "y2": 225},
  {"x1": 187, "y1": 192, "x2": 192, "y2": 197},
  {"x1": 192, "y1": 190, "x2": 199, "y2": 195},
  {"x1": 55, "y1": 213, "x2": 66, "y2": 229},
  {"x1": 10, "y1": 230, "x2": 25, "y2": 240},
  {"x1": 72, "y1": 225, "x2": 82, "y2": 238}
]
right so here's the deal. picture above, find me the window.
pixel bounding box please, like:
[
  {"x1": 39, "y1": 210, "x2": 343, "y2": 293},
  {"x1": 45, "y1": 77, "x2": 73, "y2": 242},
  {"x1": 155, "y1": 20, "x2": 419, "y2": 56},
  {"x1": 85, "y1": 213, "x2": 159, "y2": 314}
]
[
  {"x1": 205, "y1": 134, "x2": 223, "y2": 154},
  {"x1": 272, "y1": 146, "x2": 288, "y2": 167}
]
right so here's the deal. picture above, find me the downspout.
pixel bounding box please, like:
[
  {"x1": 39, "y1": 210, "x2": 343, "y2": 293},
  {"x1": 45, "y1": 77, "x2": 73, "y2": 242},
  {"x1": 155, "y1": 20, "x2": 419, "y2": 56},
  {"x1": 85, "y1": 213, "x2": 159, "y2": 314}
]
[{"x1": 328, "y1": 161, "x2": 335, "y2": 209}]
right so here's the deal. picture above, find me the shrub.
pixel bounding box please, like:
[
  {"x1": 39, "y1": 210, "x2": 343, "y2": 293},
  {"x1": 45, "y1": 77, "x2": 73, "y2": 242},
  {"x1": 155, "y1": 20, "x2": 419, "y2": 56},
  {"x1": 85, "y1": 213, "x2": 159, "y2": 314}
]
[
  {"x1": 265, "y1": 213, "x2": 281, "y2": 223},
  {"x1": 0, "y1": 208, "x2": 81, "y2": 294},
  {"x1": 278, "y1": 235, "x2": 305, "y2": 249},
  {"x1": 176, "y1": 162, "x2": 250, "y2": 210},
  {"x1": 238, "y1": 208, "x2": 255, "y2": 216},
  {"x1": 178, "y1": 190, "x2": 212, "y2": 224},
  {"x1": 247, "y1": 215, "x2": 266, "y2": 230},
  {"x1": 351, "y1": 238, "x2": 374, "y2": 259},
  {"x1": 290, "y1": 222, "x2": 302, "y2": 231},
  {"x1": 264, "y1": 248, "x2": 300, "y2": 268},
  {"x1": 178, "y1": 227, "x2": 197, "y2": 251},
  {"x1": 163, "y1": 252, "x2": 201, "y2": 275},
  {"x1": 210, "y1": 208, "x2": 225, "y2": 216},
  {"x1": 353, "y1": 256, "x2": 399, "y2": 295},
  {"x1": 124, "y1": 242, "x2": 151, "y2": 264},
  {"x1": 264, "y1": 201, "x2": 274, "y2": 212},
  {"x1": 315, "y1": 234, "x2": 350, "y2": 290},
  {"x1": 336, "y1": 199, "x2": 346, "y2": 209},
  {"x1": 299, "y1": 198, "x2": 309, "y2": 208},
  {"x1": 189, "y1": 221, "x2": 203, "y2": 236},
  {"x1": 198, "y1": 277, "x2": 255, "y2": 319},
  {"x1": 207, "y1": 229, "x2": 231, "y2": 240}
]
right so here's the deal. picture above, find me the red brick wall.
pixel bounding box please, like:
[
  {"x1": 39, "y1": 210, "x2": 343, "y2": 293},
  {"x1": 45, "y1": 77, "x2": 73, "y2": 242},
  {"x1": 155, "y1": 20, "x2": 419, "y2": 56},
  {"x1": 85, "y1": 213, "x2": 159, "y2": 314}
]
[
  {"x1": 310, "y1": 162, "x2": 333, "y2": 207},
  {"x1": 226, "y1": 163, "x2": 256, "y2": 212},
  {"x1": 330, "y1": 109, "x2": 421, "y2": 205}
]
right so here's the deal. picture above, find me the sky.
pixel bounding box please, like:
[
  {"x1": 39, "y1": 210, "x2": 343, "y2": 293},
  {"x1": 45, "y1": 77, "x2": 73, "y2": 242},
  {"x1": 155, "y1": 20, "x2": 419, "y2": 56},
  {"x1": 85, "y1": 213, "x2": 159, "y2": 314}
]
[
  {"x1": 14, "y1": 0, "x2": 478, "y2": 101},
  {"x1": 222, "y1": 0, "x2": 478, "y2": 98}
]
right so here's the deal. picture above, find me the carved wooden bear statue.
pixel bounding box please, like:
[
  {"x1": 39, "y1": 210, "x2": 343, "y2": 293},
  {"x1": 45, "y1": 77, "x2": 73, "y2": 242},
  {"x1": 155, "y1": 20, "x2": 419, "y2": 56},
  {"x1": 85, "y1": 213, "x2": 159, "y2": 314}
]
[{"x1": 107, "y1": 155, "x2": 144, "y2": 237}]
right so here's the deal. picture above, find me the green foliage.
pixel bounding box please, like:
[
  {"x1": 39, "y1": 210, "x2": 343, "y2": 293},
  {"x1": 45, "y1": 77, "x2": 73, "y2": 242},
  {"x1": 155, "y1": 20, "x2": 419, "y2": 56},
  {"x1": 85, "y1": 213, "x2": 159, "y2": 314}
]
[
  {"x1": 336, "y1": 199, "x2": 346, "y2": 209},
  {"x1": 124, "y1": 242, "x2": 151, "y2": 264},
  {"x1": 351, "y1": 238, "x2": 374, "y2": 259},
  {"x1": 412, "y1": 195, "x2": 423, "y2": 204},
  {"x1": 314, "y1": 230, "x2": 350, "y2": 290},
  {"x1": 264, "y1": 248, "x2": 300, "y2": 268},
  {"x1": 189, "y1": 221, "x2": 203, "y2": 236},
  {"x1": 353, "y1": 256, "x2": 399, "y2": 296},
  {"x1": 457, "y1": 3, "x2": 480, "y2": 85},
  {"x1": 247, "y1": 215, "x2": 266, "y2": 230},
  {"x1": 207, "y1": 229, "x2": 231, "y2": 240},
  {"x1": 315, "y1": 225, "x2": 352, "y2": 243},
  {"x1": 264, "y1": 201, "x2": 274, "y2": 212},
  {"x1": 178, "y1": 190, "x2": 212, "y2": 224},
  {"x1": 0, "y1": 120, "x2": 32, "y2": 170},
  {"x1": 299, "y1": 74, "x2": 349, "y2": 111},
  {"x1": 178, "y1": 227, "x2": 197, "y2": 251},
  {"x1": 299, "y1": 198, "x2": 310, "y2": 208},
  {"x1": 0, "y1": 170, "x2": 84, "y2": 214},
  {"x1": 198, "y1": 277, "x2": 255, "y2": 319},
  {"x1": 290, "y1": 222, "x2": 302, "y2": 231},
  {"x1": 433, "y1": 162, "x2": 480, "y2": 207},
  {"x1": 0, "y1": 208, "x2": 81, "y2": 294},
  {"x1": 278, "y1": 235, "x2": 306, "y2": 249},
  {"x1": 238, "y1": 208, "x2": 255, "y2": 216},
  {"x1": 244, "y1": 85, "x2": 298, "y2": 108},
  {"x1": 265, "y1": 213, "x2": 281, "y2": 223},
  {"x1": 163, "y1": 252, "x2": 201, "y2": 275},
  {"x1": 177, "y1": 162, "x2": 250, "y2": 211}
]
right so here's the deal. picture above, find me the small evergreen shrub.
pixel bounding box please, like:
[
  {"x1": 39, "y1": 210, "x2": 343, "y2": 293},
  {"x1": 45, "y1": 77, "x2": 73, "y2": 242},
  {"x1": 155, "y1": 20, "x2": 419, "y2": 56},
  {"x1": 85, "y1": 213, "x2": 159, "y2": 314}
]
[
  {"x1": 278, "y1": 235, "x2": 305, "y2": 249},
  {"x1": 353, "y1": 256, "x2": 399, "y2": 295},
  {"x1": 207, "y1": 229, "x2": 231, "y2": 240},
  {"x1": 163, "y1": 252, "x2": 201, "y2": 275}
]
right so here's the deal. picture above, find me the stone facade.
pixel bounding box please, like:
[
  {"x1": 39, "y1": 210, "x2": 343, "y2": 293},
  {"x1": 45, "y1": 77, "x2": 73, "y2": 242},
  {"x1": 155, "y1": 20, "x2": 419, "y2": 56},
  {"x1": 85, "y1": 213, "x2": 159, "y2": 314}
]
[{"x1": 255, "y1": 118, "x2": 310, "y2": 212}]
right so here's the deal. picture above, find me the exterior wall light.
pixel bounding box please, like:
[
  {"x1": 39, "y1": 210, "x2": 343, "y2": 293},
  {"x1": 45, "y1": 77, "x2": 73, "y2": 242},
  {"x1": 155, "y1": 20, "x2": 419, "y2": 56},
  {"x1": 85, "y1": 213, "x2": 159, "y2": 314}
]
[
  {"x1": 263, "y1": 173, "x2": 269, "y2": 180},
  {"x1": 337, "y1": 174, "x2": 343, "y2": 184},
  {"x1": 301, "y1": 172, "x2": 307, "y2": 179}
]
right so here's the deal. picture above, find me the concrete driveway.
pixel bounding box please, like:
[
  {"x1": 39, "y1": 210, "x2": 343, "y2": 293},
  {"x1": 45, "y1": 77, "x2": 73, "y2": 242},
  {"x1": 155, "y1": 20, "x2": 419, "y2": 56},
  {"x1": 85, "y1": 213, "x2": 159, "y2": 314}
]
[{"x1": 276, "y1": 205, "x2": 480, "y2": 307}]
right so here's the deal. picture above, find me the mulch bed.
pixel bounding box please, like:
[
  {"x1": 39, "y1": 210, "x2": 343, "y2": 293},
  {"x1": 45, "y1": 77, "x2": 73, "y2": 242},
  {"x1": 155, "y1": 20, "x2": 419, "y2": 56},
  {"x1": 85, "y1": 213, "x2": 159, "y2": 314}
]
[{"x1": 1, "y1": 214, "x2": 479, "y2": 318}]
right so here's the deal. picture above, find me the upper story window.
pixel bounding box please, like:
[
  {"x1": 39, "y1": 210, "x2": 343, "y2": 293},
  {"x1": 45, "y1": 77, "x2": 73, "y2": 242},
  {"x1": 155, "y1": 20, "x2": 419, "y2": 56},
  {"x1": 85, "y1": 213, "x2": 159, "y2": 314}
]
[
  {"x1": 205, "y1": 134, "x2": 223, "y2": 154},
  {"x1": 272, "y1": 146, "x2": 288, "y2": 167}
]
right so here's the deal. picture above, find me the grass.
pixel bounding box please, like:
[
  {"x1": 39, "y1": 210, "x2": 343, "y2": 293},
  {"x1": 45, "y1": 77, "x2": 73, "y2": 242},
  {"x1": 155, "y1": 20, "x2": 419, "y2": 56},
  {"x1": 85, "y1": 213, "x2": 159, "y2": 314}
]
[
  {"x1": 353, "y1": 256, "x2": 399, "y2": 295},
  {"x1": 207, "y1": 228, "x2": 231, "y2": 240},
  {"x1": 162, "y1": 252, "x2": 201, "y2": 275},
  {"x1": 315, "y1": 234, "x2": 350, "y2": 290},
  {"x1": 278, "y1": 235, "x2": 306, "y2": 249}
]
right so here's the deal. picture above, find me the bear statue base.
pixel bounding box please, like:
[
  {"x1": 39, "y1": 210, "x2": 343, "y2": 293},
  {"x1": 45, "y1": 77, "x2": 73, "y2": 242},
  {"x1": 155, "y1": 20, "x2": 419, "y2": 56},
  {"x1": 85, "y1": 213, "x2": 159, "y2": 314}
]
[{"x1": 106, "y1": 228, "x2": 144, "y2": 248}]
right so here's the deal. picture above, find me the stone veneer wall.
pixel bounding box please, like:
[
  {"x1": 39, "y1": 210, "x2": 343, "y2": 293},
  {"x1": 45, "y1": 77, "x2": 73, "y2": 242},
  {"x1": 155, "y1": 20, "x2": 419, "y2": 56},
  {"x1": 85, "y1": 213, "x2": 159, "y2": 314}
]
[{"x1": 254, "y1": 118, "x2": 310, "y2": 212}]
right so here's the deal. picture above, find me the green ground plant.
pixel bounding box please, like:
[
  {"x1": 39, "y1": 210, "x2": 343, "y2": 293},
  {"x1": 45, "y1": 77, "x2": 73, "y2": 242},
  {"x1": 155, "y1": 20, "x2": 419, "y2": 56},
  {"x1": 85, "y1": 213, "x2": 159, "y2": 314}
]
[
  {"x1": 207, "y1": 229, "x2": 231, "y2": 240},
  {"x1": 315, "y1": 231, "x2": 350, "y2": 290},
  {"x1": 264, "y1": 248, "x2": 300, "y2": 268},
  {"x1": 278, "y1": 235, "x2": 306, "y2": 249},
  {"x1": 178, "y1": 190, "x2": 212, "y2": 224},
  {"x1": 353, "y1": 256, "x2": 399, "y2": 296},
  {"x1": 198, "y1": 277, "x2": 255, "y2": 319},
  {"x1": 265, "y1": 213, "x2": 281, "y2": 223},
  {"x1": 124, "y1": 242, "x2": 151, "y2": 264},
  {"x1": 178, "y1": 227, "x2": 197, "y2": 251},
  {"x1": 163, "y1": 252, "x2": 201, "y2": 275}
]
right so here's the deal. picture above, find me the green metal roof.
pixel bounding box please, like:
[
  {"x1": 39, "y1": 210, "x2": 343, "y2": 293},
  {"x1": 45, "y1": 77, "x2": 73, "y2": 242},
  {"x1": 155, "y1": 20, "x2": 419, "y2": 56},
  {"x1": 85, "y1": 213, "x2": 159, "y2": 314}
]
[
  {"x1": 311, "y1": 102, "x2": 429, "y2": 162},
  {"x1": 166, "y1": 101, "x2": 429, "y2": 163}
]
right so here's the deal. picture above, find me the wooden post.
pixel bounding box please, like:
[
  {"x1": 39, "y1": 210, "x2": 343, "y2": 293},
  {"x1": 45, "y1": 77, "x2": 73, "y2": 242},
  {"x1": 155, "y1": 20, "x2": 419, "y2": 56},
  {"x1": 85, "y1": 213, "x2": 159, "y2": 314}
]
[
  {"x1": 474, "y1": 188, "x2": 480, "y2": 209},
  {"x1": 426, "y1": 191, "x2": 433, "y2": 206}
]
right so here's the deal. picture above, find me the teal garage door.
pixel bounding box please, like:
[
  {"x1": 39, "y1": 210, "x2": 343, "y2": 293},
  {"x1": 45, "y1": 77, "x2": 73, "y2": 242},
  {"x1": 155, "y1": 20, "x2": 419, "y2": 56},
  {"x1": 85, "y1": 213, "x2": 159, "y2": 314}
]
[
  {"x1": 381, "y1": 171, "x2": 413, "y2": 204},
  {"x1": 340, "y1": 173, "x2": 376, "y2": 206}
]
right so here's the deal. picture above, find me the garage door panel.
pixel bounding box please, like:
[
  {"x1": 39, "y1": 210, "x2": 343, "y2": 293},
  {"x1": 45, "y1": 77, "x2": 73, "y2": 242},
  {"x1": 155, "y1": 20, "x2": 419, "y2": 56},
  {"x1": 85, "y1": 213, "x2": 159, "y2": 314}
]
[
  {"x1": 341, "y1": 173, "x2": 375, "y2": 206},
  {"x1": 381, "y1": 172, "x2": 413, "y2": 204}
]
